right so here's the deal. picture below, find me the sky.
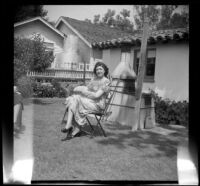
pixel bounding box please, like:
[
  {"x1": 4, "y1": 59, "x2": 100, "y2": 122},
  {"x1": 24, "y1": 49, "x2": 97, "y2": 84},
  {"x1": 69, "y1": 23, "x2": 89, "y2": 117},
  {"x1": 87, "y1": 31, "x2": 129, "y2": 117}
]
[{"x1": 43, "y1": 5, "x2": 135, "y2": 23}]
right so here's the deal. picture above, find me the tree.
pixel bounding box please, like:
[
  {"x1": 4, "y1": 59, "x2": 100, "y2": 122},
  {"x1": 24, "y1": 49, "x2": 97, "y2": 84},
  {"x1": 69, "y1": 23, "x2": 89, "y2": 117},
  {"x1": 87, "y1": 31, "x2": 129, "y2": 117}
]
[
  {"x1": 156, "y1": 5, "x2": 176, "y2": 30},
  {"x1": 84, "y1": 18, "x2": 92, "y2": 23},
  {"x1": 134, "y1": 5, "x2": 160, "y2": 30},
  {"x1": 14, "y1": 34, "x2": 54, "y2": 83},
  {"x1": 86, "y1": 9, "x2": 134, "y2": 32},
  {"x1": 93, "y1": 14, "x2": 101, "y2": 24},
  {"x1": 14, "y1": 5, "x2": 48, "y2": 23},
  {"x1": 134, "y1": 5, "x2": 188, "y2": 30},
  {"x1": 170, "y1": 12, "x2": 188, "y2": 28},
  {"x1": 115, "y1": 9, "x2": 134, "y2": 32},
  {"x1": 102, "y1": 9, "x2": 116, "y2": 26}
]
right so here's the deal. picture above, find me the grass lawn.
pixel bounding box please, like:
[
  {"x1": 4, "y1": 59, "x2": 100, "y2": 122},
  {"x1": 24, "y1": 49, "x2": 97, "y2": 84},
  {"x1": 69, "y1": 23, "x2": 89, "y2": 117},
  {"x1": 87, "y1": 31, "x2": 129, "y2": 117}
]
[{"x1": 23, "y1": 98, "x2": 188, "y2": 181}]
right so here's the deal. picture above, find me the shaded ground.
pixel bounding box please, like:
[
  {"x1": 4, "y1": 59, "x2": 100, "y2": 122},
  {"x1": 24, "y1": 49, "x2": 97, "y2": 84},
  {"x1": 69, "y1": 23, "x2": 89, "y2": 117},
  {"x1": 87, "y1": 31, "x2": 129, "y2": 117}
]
[{"x1": 15, "y1": 98, "x2": 188, "y2": 181}]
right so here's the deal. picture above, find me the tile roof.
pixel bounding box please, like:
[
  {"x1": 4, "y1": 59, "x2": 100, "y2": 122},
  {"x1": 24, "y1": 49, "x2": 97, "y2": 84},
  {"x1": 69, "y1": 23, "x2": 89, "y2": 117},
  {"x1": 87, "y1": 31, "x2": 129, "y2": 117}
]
[
  {"x1": 92, "y1": 27, "x2": 189, "y2": 49},
  {"x1": 60, "y1": 17, "x2": 189, "y2": 49},
  {"x1": 61, "y1": 16, "x2": 133, "y2": 43}
]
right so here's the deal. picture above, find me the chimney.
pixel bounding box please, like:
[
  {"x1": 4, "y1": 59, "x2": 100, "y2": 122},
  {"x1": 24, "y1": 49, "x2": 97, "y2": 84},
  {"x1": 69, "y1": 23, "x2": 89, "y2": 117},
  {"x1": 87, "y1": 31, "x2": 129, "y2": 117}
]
[{"x1": 106, "y1": 59, "x2": 155, "y2": 130}]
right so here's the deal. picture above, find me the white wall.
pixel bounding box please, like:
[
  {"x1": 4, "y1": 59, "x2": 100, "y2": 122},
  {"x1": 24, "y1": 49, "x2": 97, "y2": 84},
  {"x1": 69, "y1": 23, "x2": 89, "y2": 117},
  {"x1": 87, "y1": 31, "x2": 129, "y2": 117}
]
[
  {"x1": 103, "y1": 42, "x2": 189, "y2": 101},
  {"x1": 103, "y1": 48, "x2": 121, "y2": 74},
  {"x1": 154, "y1": 42, "x2": 189, "y2": 101},
  {"x1": 57, "y1": 22, "x2": 91, "y2": 64}
]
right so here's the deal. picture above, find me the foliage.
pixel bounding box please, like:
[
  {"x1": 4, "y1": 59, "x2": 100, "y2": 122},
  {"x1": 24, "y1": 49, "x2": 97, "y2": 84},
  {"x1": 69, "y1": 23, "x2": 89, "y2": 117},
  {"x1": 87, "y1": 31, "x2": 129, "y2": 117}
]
[
  {"x1": 134, "y1": 5, "x2": 160, "y2": 30},
  {"x1": 32, "y1": 81, "x2": 56, "y2": 98},
  {"x1": 85, "y1": 8, "x2": 134, "y2": 33},
  {"x1": 14, "y1": 34, "x2": 54, "y2": 83},
  {"x1": 150, "y1": 91, "x2": 188, "y2": 126},
  {"x1": 16, "y1": 76, "x2": 33, "y2": 98},
  {"x1": 86, "y1": 5, "x2": 188, "y2": 32},
  {"x1": 14, "y1": 5, "x2": 48, "y2": 23},
  {"x1": 28, "y1": 34, "x2": 55, "y2": 72},
  {"x1": 14, "y1": 58, "x2": 29, "y2": 84},
  {"x1": 31, "y1": 79, "x2": 85, "y2": 98},
  {"x1": 32, "y1": 79, "x2": 69, "y2": 98},
  {"x1": 134, "y1": 5, "x2": 189, "y2": 30}
]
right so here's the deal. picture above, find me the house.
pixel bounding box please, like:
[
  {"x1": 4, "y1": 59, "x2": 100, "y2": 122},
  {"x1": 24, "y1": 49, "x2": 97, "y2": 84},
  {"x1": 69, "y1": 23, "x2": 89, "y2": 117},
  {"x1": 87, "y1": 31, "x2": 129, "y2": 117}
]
[
  {"x1": 14, "y1": 16, "x2": 189, "y2": 101},
  {"x1": 14, "y1": 16, "x2": 132, "y2": 71},
  {"x1": 54, "y1": 16, "x2": 133, "y2": 70},
  {"x1": 92, "y1": 28, "x2": 189, "y2": 101},
  {"x1": 14, "y1": 16, "x2": 65, "y2": 69}
]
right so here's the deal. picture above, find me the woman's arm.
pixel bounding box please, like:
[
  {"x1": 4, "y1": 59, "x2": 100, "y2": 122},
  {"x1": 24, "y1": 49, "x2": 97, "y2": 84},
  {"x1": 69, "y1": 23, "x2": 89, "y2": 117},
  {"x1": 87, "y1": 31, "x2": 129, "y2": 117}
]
[
  {"x1": 81, "y1": 78, "x2": 110, "y2": 99},
  {"x1": 81, "y1": 89, "x2": 104, "y2": 99}
]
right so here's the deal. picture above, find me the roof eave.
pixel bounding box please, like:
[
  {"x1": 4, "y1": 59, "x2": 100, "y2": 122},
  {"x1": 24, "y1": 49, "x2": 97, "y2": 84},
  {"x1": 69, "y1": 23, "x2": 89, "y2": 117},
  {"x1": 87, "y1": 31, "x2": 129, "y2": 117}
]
[
  {"x1": 55, "y1": 17, "x2": 92, "y2": 48},
  {"x1": 14, "y1": 16, "x2": 65, "y2": 38}
]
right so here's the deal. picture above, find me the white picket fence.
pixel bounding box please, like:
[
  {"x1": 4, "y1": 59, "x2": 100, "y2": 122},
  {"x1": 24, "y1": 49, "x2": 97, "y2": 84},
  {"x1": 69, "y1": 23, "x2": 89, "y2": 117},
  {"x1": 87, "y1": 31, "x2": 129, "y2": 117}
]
[{"x1": 27, "y1": 69, "x2": 94, "y2": 80}]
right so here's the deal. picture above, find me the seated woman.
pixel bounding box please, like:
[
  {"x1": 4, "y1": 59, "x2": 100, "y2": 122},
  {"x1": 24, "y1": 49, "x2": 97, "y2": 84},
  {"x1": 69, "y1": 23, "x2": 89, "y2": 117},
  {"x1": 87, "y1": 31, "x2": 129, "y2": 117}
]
[{"x1": 61, "y1": 62, "x2": 110, "y2": 141}]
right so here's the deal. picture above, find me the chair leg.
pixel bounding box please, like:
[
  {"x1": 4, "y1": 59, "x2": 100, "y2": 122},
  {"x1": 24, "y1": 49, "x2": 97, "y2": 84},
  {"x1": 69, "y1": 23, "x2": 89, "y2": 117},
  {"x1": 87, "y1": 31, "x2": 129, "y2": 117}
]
[
  {"x1": 86, "y1": 117, "x2": 95, "y2": 131},
  {"x1": 95, "y1": 115, "x2": 107, "y2": 137},
  {"x1": 86, "y1": 116, "x2": 94, "y2": 137}
]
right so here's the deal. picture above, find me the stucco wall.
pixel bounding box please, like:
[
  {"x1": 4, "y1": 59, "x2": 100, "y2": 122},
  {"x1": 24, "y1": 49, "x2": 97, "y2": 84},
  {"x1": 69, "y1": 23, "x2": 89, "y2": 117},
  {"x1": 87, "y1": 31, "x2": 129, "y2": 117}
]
[
  {"x1": 92, "y1": 48, "x2": 103, "y2": 60},
  {"x1": 154, "y1": 42, "x2": 189, "y2": 101},
  {"x1": 57, "y1": 22, "x2": 91, "y2": 64},
  {"x1": 103, "y1": 42, "x2": 189, "y2": 101},
  {"x1": 103, "y1": 48, "x2": 121, "y2": 74}
]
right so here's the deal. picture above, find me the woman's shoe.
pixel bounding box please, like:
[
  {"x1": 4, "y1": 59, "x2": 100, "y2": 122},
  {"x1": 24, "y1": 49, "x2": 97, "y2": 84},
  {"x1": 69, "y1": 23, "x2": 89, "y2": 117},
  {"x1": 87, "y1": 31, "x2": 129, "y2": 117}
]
[
  {"x1": 61, "y1": 130, "x2": 81, "y2": 141},
  {"x1": 71, "y1": 130, "x2": 82, "y2": 138},
  {"x1": 61, "y1": 127, "x2": 73, "y2": 141},
  {"x1": 61, "y1": 134, "x2": 72, "y2": 141},
  {"x1": 61, "y1": 126, "x2": 73, "y2": 133}
]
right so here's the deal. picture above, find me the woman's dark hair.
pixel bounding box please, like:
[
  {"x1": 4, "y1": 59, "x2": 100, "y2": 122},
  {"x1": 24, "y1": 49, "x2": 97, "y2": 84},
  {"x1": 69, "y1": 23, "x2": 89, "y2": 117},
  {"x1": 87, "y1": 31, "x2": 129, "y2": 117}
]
[{"x1": 93, "y1": 61, "x2": 109, "y2": 78}]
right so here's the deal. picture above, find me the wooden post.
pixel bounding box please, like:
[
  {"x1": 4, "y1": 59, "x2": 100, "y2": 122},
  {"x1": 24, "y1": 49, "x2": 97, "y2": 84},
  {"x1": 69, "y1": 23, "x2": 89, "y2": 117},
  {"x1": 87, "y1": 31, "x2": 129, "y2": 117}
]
[{"x1": 132, "y1": 16, "x2": 149, "y2": 131}]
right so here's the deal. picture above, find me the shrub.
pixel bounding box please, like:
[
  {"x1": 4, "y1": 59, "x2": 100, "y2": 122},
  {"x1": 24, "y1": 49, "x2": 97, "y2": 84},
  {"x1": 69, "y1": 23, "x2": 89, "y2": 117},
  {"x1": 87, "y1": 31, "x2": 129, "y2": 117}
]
[
  {"x1": 14, "y1": 34, "x2": 55, "y2": 83},
  {"x1": 32, "y1": 79, "x2": 69, "y2": 98},
  {"x1": 31, "y1": 79, "x2": 84, "y2": 98},
  {"x1": 14, "y1": 58, "x2": 29, "y2": 84},
  {"x1": 32, "y1": 81, "x2": 56, "y2": 98},
  {"x1": 150, "y1": 90, "x2": 188, "y2": 126},
  {"x1": 16, "y1": 76, "x2": 33, "y2": 98}
]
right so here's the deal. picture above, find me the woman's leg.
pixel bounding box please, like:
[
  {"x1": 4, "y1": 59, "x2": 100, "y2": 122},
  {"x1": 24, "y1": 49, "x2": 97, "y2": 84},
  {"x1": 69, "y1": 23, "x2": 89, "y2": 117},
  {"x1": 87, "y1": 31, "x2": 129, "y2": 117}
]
[
  {"x1": 63, "y1": 108, "x2": 74, "y2": 129},
  {"x1": 71, "y1": 119, "x2": 81, "y2": 136}
]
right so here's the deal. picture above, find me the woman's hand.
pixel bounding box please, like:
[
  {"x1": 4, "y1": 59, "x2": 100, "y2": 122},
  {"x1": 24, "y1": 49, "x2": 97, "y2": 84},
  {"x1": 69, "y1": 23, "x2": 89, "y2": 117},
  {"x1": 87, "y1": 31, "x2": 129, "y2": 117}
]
[{"x1": 81, "y1": 89, "x2": 104, "y2": 99}]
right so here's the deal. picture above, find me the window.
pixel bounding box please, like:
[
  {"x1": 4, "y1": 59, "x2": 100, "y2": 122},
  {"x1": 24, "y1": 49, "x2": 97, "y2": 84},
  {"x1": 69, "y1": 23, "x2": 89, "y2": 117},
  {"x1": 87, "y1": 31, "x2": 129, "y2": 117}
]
[
  {"x1": 44, "y1": 42, "x2": 54, "y2": 53},
  {"x1": 86, "y1": 64, "x2": 90, "y2": 71},
  {"x1": 134, "y1": 49, "x2": 156, "y2": 81}
]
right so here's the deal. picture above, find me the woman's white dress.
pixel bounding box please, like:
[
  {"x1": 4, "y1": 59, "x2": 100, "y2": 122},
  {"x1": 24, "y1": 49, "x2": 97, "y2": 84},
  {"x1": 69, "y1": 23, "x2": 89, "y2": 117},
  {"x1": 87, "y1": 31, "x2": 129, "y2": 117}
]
[{"x1": 65, "y1": 77, "x2": 110, "y2": 126}]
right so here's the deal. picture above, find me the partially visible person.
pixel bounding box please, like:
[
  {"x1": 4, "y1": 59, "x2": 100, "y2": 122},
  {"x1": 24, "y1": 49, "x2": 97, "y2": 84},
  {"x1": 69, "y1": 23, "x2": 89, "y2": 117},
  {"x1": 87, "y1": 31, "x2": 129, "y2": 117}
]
[
  {"x1": 14, "y1": 86, "x2": 24, "y2": 134},
  {"x1": 61, "y1": 62, "x2": 110, "y2": 141}
]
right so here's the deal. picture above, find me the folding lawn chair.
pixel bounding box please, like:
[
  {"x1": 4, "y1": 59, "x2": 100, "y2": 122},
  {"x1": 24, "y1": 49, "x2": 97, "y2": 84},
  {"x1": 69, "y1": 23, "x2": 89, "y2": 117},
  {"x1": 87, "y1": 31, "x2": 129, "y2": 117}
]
[
  {"x1": 60, "y1": 75, "x2": 117, "y2": 138},
  {"x1": 82, "y1": 75, "x2": 120, "y2": 137},
  {"x1": 83, "y1": 87, "x2": 115, "y2": 137}
]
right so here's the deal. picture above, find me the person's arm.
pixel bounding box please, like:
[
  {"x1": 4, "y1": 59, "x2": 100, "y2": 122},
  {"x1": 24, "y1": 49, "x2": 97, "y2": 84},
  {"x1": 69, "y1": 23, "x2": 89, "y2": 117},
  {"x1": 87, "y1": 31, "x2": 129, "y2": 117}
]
[
  {"x1": 82, "y1": 79, "x2": 110, "y2": 99},
  {"x1": 81, "y1": 89, "x2": 104, "y2": 99}
]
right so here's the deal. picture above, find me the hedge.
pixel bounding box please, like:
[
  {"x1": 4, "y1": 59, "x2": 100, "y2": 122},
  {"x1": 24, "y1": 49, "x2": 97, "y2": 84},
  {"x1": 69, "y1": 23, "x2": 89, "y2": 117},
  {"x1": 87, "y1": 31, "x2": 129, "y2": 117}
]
[
  {"x1": 31, "y1": 79, "x2": 83, "y2": 98},
  {"x1": 151, "y1": 91, "x2": 188, "y2": 126}
]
